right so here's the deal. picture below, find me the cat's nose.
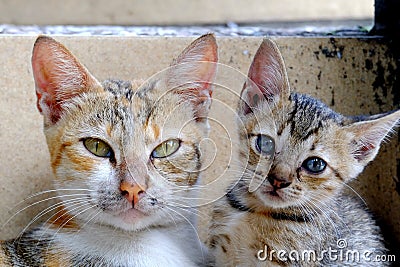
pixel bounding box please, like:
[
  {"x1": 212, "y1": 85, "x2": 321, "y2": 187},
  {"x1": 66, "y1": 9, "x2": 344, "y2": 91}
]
[
  {"x1": 120, "y1": 181, "x2": 146, "y2": 206},
  {"x1": 267, "y1": 175, "x2": 291, "y2": 189}
]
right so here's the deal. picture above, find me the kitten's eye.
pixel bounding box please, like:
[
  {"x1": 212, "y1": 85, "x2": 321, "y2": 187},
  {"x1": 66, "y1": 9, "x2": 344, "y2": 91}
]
[
  {"x1": 83, "y1": 138, "x2": 113, "y2": 158},
  {"x1": 302, "y1": 157, "x2": 327, "y2": 174},
  {"x1": 152, "y1": 139, "x2": 180, "y2": 158},
  {"x1": 255, "y1": 134, "x2": 275, "y2": 157}
]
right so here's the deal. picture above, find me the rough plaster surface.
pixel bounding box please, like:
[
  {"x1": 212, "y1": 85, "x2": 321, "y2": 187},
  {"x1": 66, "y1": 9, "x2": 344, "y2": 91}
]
[
  {"x1": 0, "y1": 0, "x2": 373, "y2": 25},
  {"x1": 0, "y1": 36, "x2": 398, "y2": 256}
]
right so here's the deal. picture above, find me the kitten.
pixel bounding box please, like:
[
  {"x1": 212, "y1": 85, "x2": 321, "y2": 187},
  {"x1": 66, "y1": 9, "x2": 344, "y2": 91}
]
[
  {"x1": 208, "y1": 38, "x2": 399, "y2": 266},
  {"x1": 0, "y1": 34, "x2": 218, "y2": 266}
]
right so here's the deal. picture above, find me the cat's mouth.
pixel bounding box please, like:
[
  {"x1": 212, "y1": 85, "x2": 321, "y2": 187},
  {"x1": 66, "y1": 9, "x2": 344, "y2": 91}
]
[
  {"x1": 118, "y1": 207, "x2": 147, "y2": 223},
  {"x1": 264, "y1": 189, "x2": 283, "y2": 199},
  {"x1": 261, "y1": 187, "x2": 287, "y2": 203}
]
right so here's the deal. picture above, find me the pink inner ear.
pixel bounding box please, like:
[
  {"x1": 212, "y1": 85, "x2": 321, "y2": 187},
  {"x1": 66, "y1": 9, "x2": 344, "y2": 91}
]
[
  {"x1": 169, "y1": 34, "x2": 218, "y2": 120},
  {"x1": 32, "y1": 48, "x2": 65, "y2": 122},
  {"x1": 32, "y1": 36, "x2": 99, "y2": 124},
  {"x1": 240, "y1": 39, "x2": 290, "y2": 115},
  {"x1": 353, "y1": 143, "x2": 375, "y2": 161}
]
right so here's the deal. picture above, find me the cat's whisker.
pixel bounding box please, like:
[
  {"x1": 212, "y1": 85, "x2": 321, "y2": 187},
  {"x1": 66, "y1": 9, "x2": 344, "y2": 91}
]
[
  {"x1": 2, "y1": 193, "x2": 91, "y2": 229},
  {"x1": 74, "y1": 207, "x2": 102, "y2": 232},
  {"x1": 159, "y1": 208, "x2": 180, "y2": 228},
  {"x1": 305, "y1": 196, "x2": 345, "y2": 239},
  {"x1": 164, "y1": 206, "x2": 207, "y2": 263},
  {"x1": 14, "y1": 197, "x2": 89, "y2": 241},
  {"x1": 166, "y1": 202, "x2": 209, "y2": 219},
  {"x1": 308, "y1": 192, "x2": 350, "y2": 231},
  {"x1": 295, "y1": 200, "x2": 325, "y2": 246},
  {"x1": 12, "y1": 188, "x2": 93, "y2": 209},
  {"x1": 16, "y1": 200, "x2": 93, "y2": 250},
  {"x1": 339, "y1": 182, "x2": 368, "y2": 206},
  {"x1": 43, "y1": 204, "x2": 96, "y2": 256}
]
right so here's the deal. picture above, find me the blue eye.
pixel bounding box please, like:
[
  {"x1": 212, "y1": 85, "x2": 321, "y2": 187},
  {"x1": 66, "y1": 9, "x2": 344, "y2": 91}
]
[
  {"x1": 255, "y1": 134, "x2": 275, "y2": 157},
  {"x1": 302, "y1": 157, "x2": 327, "y2": 174}
]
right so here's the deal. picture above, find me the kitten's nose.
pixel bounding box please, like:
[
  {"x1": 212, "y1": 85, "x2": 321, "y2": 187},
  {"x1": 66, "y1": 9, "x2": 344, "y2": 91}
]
[
  {"x1": 120, "y1": 181, "x2": 146, "y2": 205},
  {"x1": 267, "y1": 175, "x2": 291, "y2": 189}
]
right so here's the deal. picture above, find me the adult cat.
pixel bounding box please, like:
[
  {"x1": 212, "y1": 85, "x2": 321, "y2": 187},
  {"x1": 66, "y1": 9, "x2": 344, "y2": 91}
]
[{"x1": 0, "y1": 34, "x2": 217, "y2": 266}]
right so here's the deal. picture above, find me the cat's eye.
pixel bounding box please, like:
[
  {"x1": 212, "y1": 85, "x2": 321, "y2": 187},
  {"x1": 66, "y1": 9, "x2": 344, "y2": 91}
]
[
  {"x1": 255, "y1": 134, "x2": 275, "y2": 157},
  {"x1": 151, "y1": 139, "x2": 180, "y2": 158},
  {"x1": 83, "y1": 138, "x2": 113, "y2": 158},
  {"x1": 302, "y1": 157, "x2": 327, "y2": 174}
]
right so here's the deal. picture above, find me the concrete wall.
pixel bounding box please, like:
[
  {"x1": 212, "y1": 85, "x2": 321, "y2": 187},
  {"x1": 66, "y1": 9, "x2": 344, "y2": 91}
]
[
  {"x1": 0, "y1": 0, "x2": 373, "y2": 25},
  {"x1": 0, "y1": 36, "x2": 398, "y2": 256}
]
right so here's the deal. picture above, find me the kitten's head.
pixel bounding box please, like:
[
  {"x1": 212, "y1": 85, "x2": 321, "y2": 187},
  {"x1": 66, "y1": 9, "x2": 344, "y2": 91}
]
[
  {"x1": 31, "y1": 34, "x2": 218, "y2": 231},
  {"x1": 235, "y1": 39, "x2": 400, "y2": 213}
]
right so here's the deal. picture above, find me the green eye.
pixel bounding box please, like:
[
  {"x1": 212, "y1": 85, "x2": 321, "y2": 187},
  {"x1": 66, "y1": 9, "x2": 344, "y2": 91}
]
[
  {"x1": 83, "y1": 138, "x2": 113, "y2": 158},
  {"x1": 152, "y1": 139, "x2": 180, "y2": 158},
  {"x1": 256, "y1": 134, "x2": 275, "y2": 157}
]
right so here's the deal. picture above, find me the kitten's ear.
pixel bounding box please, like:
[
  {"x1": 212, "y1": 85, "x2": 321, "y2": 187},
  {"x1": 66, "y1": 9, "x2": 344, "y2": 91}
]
[
  {"x1": 346, "y1": 110, "x2": 400, "y2": 165},
  {"x1": 32, "y1": 36, "x2": 101, "y2": 124},
  {"x1": 240, "y1": 38, "x2": 290, "y2": 115},
  {"x1": 168, "y1": 33, "x2": 218, "y2": 120}
]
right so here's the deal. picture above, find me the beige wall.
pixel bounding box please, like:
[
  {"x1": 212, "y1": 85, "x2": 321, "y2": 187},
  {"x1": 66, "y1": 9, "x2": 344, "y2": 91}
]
[
  {"x1": 0, "y1": 0, "x2": 373, "y2": 25},
  {"x1": 0, "y1": 36, "x2": 398, "y2": 254}
]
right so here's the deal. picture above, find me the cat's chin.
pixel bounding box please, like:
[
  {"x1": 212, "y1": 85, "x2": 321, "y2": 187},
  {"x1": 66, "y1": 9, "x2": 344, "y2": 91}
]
[
  {"x1": 118, "y1": 208, "x2": 147, "y2": 224},
  {"x1": 95, "y1": 208, "x2": 158, "y2": 232},
  {"x1": 256, "y1": 188, "x2": 293, "y2": 209}
]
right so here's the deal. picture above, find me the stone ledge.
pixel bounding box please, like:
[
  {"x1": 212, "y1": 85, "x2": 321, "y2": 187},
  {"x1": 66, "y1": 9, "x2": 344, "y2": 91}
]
[{"x1": 0, "y1": 21, "x2": 373, "y2": 37}]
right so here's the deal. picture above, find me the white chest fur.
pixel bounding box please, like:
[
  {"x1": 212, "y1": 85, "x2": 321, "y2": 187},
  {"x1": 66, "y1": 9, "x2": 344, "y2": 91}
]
[{"x1": 48, "y1": 224, "x2": 206, "y2": 266}]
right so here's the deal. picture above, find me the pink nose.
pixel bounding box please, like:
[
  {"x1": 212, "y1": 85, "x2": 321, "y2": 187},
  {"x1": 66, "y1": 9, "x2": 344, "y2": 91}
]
[
  {"x1": 120, "y1": 181, "x2": 146, "y2": 205},
  {"x1": 267, "y1": 174, "x2": 292, "y2": 189}
]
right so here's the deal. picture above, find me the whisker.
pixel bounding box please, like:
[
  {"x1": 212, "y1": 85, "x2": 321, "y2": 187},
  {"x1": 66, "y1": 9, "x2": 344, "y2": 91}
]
[
  {"x1": 43, "y1": 204, "x2": 95, "y2": 256},
  {"x1": 164, "y1": 206, "x2": 207, "y2": 263},
  {"x1": 14, "y1": 197, "x2": 89, "y2": 240},
  {"x1": 3, "y1": 193, "x2": 90, "y2": 229}
]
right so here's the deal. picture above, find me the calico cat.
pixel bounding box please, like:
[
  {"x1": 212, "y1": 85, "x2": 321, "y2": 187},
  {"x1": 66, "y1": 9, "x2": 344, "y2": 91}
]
[
  {"x1": 0, "y1": 34, "x2": 218, "y2": 266},
  {"x1": 208, "y1": 38, "x2": 399, "y2": 266}
]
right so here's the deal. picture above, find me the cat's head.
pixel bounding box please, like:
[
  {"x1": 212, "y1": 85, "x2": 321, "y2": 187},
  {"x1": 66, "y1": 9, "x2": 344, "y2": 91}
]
[
  {"x1": 235, "y1": 38, "x2": 400, "y2": 213},
  {"x1": 31, "y1": 34, "x2": 218, "y2": 231}
]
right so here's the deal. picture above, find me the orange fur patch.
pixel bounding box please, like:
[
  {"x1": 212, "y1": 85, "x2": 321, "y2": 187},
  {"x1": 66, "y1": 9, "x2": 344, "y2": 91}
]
[
  {"x1": 66, "y1": 149, "x2": 95, "y2": 172},
  {"x1": 44, "y1": 251, "x2": 71, "y2": 267},
  {"x1": 106, "y1": 123, "x2": 113, "y2": 137},
  {"x1": 48, "y1": 207, "x2": 80, "y2": 230},
  {"x1": 152, "y1": 124, "x2": 160, "y2": 139}
]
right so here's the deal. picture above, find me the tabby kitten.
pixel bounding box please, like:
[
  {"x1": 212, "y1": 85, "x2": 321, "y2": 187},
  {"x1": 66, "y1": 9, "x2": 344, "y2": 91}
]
[
  {"x1": 208, "y1": 39, "x2": 399, "y2": 266},
  {"x1": 0, "y1": 34, "x2": 218, "y2": 266}
]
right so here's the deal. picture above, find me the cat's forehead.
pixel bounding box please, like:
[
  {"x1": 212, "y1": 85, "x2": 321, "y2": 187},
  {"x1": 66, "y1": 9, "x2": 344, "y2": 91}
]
[
  {"x1": 249, "y1": 92, "x2": 345, "y2": 144},
  {"x1": 101, "y1": 79, "x2": 147, "y2": 105},
  {"x1": 99, "y1": 79, "x2": 156, "y2": 121},
  {"x1": 285, "y1": 93, "x2": 344, "y2": 141},
  {"x1": 94, "y1": 79, "x2": 195, "y2": 140}
]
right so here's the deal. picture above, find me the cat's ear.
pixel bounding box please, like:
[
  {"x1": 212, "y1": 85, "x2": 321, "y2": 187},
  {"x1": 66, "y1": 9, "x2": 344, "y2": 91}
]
[
  {"x1": 346, "y1": 110, "x2": 400, "y2": 165},
  {"x1": 168, "y1": 33, "x2": 218, "y2": 120},
  {"x1": 32, "y1": 36, "x2": 101, "y2": 124},
  {"x1": 240, "y1": 38, "x2": 290, "y2": 115}
]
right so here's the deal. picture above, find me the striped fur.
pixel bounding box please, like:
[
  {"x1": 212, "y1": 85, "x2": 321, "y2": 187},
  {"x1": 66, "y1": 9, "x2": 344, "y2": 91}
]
[
  {"x1": 208, "y1": 39, "x2": 399, "y2": 266},
  {"x1": 1, "y1": 34, "x2": 218, "y2": 266}
]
